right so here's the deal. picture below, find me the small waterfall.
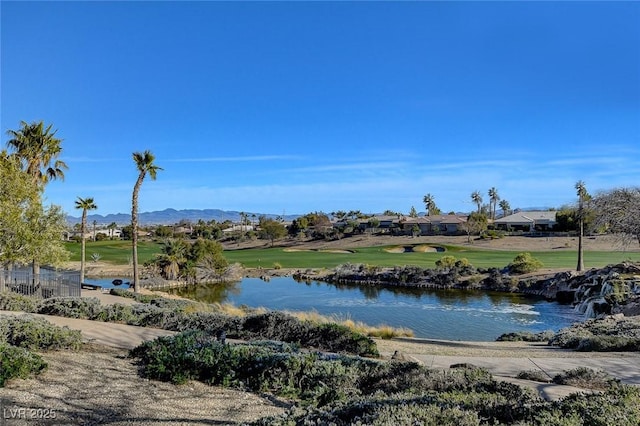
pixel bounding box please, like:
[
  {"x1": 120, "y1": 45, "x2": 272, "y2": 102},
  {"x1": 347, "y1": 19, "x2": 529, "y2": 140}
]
[
  {"x1": 574, "y1": 296, "x2": 608, "y2": 319},
  {"x1": 600, "y1": 282, "x2": 613, "y2": 297}
]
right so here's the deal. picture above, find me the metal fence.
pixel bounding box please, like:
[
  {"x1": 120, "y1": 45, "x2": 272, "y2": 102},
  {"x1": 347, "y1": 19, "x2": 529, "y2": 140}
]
[{"x1": 0, "y1": 268, "x2": 81, "y2": 298}]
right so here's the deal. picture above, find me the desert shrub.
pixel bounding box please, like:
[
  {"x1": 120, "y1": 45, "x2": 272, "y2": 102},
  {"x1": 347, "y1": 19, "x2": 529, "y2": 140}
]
[
  {"x1": 0, "y1": 291, "x2": 38, "y2": 312},
  {"x1": 238, "y1": 311, "x2": 379, "y2": 357},
  {"x1": 37, "y1": 297, "x2": 102, "y2": 319},
  {"x1": 534, "y1": 385, "x2": 640, "y2": 425},
  {"x1": 517, "y1": 369, "x2": 550, "y2": 383},
  {"x1": 549, "y1": 316, "x2": 640, "y2": 351},
  {"x1": 11, "y1": 295, "x2": 377, "y2": 356},
  {"x1": 0, "y1": 343, "x2": 47, "y2": 387},
  {"x1": 255, "y1": 396, "x2": 482, "y2": 426},
  {"x1": 552, "y1": 367, "x2": 619, "y2": 390},
  {"x1": 0, "y1": 316, "x2": 82, "y2": 350},
  {"x1": 132, "y1": 331, "x2": 534, "y2": 413},
  {"x1": 496, "y1": 330, "x2": 554, "y2": 342},
  {"x1": 109, "y1": 288, "x2": 154, "y2": 303},
  {"x1": 93, "y1": 303, "x2": 138, "y2": 323},
  {"x1": 436, "y1": 255, "x2": 457, "y2": 269},
  {"x1": 131, "y1": 331, "x2": 360, "y2": 404},
  {"x1": 508, "y1": 253, "x2": 544, "y2": 274}
]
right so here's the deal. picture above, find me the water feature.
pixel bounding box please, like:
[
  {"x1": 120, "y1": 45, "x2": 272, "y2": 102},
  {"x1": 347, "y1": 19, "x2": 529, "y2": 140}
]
[
  {"x1": 166, "y1": 277, "x2": 583, "y2": 341},
  {"x1": 84, "y1": 277, "x2": 131, "y2": 290}
]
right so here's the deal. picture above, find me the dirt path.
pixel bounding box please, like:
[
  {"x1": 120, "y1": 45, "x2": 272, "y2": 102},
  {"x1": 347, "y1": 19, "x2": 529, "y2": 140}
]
[{"x1": 1, "y1": 344, "x2": 289, "y2": 425}]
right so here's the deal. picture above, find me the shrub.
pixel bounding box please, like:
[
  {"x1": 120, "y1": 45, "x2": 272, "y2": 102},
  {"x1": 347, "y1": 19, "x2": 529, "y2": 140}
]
[
  {"x1": 0, "y1": 315, "x2": 83, "y2": 351},
  {"x1": 496, "y1": 330, "x2": 554, "y2": 342},
  {"x1": 508, "y1": 253, "x2": 543, "y2": 274},
  {"x1": 0, "y1": 291, "x2": 38, "y2": 312},
  {"x1": 436, "y1": 255, "x2": 457, "y2": 269},
  {"x1": 517, "y1": 369, "x2": 550, "y2": 383},
  {"x1": 549, "y1": 316, "x2": 640, "y2": 352},
  {"x1": 0, "y1": 343, "x2": 47, "y2": 387},
  {"x1": 131, "y1": 331, "x2": 532, "y2": 413},
  {"x1": 37, "y1": 297, "x2": 102, "y2": 319},
  {"x1": 552, "y1": 367, "x2": 619, "y2": 390},
  {"x1": 238, "y1": 311, "x2": 379, "y2": 357}
]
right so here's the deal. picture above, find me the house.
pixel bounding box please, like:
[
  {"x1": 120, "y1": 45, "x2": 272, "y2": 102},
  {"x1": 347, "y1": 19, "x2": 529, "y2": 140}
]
[
  {"x1": 401, "y1": 214, "x2": 468, "y2": 235},
  {"x1": 493, "y1": 211, "x2": 557, "y2": 232}
]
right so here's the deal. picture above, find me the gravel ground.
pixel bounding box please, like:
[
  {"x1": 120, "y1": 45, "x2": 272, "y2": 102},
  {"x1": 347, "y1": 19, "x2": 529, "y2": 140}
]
[{"x1": 1, "y1": 344, "x2": 290, "y2": 425}]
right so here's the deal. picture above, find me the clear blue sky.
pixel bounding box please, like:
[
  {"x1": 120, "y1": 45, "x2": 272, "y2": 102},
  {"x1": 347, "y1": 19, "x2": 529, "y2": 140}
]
[{"x1": 2, "y1": 1, "x2": 639, "y2": 217}]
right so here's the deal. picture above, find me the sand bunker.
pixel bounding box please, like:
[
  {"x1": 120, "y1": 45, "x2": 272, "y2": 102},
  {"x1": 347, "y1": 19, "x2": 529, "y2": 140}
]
[
  {"x1": 384, "y1": 245, "x2": 444, "y2": 253},
  {"x1": 283, "y1": 248, "x2": 353, "y2": 254}
]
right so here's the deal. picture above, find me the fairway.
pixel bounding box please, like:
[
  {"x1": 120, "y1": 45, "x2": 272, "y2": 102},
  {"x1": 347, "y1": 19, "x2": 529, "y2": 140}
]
[
  {"x1": 222, "y1": 245, "x2": 640, "y2": 270},
  {"x1": 64, "y1": 240, "x2": 640, "y2": 271},
  {"x1": 64, "y1": 240, "x2": 161, "y2": 265}
]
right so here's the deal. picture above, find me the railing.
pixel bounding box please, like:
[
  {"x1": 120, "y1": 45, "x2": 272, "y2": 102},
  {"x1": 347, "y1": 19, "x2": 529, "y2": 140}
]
[{"x1": 0, "y1": 268, "x2": 81, "y2": 298}]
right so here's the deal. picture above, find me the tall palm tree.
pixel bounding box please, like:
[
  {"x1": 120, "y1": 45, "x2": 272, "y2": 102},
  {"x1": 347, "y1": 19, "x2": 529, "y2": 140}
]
[
  {"x1": 499, "y1": 199, "x2": 511, "y2": 218},
  {"x1": 471, "y1": 191, "x2": 483, "y2": 214},
  {"x1": 422, "y1": 193, "x2": 437, "y2": 216},
  {"x1": 107, "y1": 222, "x2": 118, "y2": 239},
  {"x1": 5, "y1": 120, "x2": 68, "y2": 185},
  {"x1": 488, "y1": 187, "x2": 500, "y2": 220},
  {"x1": 75, "y1": 197, "x2": 98, "y2": 284},
  {"x1": 6, "y1": 121, "x2": 68, "y2": 276},
  {"x1": 575, "y1": 180, "x2": 589, "y2": 272},
  {"x1": 132, "y1": 150, "x2": 162, "y2": 292}
]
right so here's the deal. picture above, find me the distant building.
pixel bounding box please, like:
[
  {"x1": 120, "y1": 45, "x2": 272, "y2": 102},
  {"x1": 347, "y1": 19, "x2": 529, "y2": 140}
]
[
  {"x1": 401, "y1": 214, "x2": 467, "y2": 235},
  {"x1": 493, "y1": 211, "x2": 557, "y2": 232}
]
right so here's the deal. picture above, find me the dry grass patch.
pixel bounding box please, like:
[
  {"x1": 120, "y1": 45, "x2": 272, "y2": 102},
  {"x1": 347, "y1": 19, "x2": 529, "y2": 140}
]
[{"x1": 286, "y1": 310, "x2": 414, "y2": 339}]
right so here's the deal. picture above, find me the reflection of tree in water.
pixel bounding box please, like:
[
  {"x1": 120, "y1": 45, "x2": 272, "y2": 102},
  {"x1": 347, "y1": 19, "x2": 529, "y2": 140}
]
[
  {"x1": 168, "y1": 281, "x2": 241, "y2": 304},
  {"x1": 307, "y1": 279, "x2": 540, "y2": 307}
]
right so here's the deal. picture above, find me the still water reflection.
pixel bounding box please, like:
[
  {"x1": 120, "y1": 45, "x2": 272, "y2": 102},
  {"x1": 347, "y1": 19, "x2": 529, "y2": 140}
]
[{"x1": 167, "y1": 277, "x2": 583, "y2": 341}]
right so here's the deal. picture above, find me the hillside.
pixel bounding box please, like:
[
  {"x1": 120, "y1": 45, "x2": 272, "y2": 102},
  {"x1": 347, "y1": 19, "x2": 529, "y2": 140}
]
[{"x1": 66, "y1": 208, "x2": 300, "y2": 226}]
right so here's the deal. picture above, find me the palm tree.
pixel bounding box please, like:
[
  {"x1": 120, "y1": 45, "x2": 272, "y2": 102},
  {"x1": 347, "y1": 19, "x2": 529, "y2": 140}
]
[
  {"x1": 132, "y1": 150, "x2": 162, "y2": 292},
  {"x1": 575, "y1": 180, "x2": 589, "y2": 272},
  {"x1": 6, "y1": 121, "x2": 68, "y2": 276},
  {"x1": 488, "y1": 187, "x2": 500, "y2": 220},
  {"x1": 75, "y1": 197, "x2": 98, "y2": 284},
  {"x1": 471, "y1": 191, "x2": 483, "y2": 214},
  {"x1": 5, "y1": 120, "x2": 68, "y2": 185},
  {"x1": 156, "y1": 239, "x2": 188, "y2": 280},
  {"x1": 422, "y1": 193, "x2": 437, "y2": 216},
  {"x1": 499, "y1": 199, "x2": 511, "y2": 218},
  {"x1": 107, "y1": 222, "x2": 118, "y2": 239}
]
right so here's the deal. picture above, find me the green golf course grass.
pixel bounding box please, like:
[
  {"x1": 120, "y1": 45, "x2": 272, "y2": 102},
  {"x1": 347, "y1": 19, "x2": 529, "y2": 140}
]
[{"x1": 64, "y1": 240, "x2": 640, "y2": 270}]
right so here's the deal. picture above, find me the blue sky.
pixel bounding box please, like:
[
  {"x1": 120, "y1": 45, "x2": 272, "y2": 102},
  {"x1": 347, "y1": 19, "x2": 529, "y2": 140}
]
[{"x1": 2, "y1": 1, "x2": 639, "y2": 217}]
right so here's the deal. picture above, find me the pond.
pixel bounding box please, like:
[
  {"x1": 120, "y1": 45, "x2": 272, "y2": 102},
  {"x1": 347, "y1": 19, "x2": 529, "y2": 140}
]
[{"x1": 163, "y1": 277, "x2": 583, "y2": 341}]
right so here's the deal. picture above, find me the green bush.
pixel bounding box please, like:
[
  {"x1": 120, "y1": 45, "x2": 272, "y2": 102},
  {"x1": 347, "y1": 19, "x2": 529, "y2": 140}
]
[
  {"x1": 496, "y1": 330, "x2": 554, "y2": 342},
  {"x1": 0, "y1": 315, "x2": 83, "y2": 351},
  {"x1": 549, "y1": 316, "x2": 640, "y2": 352},
  {"x1": 436, "y1": 255, "x2": 457, "y2": 269},
  {"x1": 0, "y1": 291, "x2": 38, "y2": 312},
  {"x1": 0, "y1": 343, "x2": 47, "y2": 387},
  {"x1": 533, "y1": 385, "x2": 640, "y2": 425},
  {"x1": 552, "y1": 367, "x2": 619, "y2": 390},
  {"x1": 37, "y1": 297, "x2": 102, "y2": 319},
  {"x1": 132, "y1": 331, "x2": 537, "y2": 416},
  {"x1": 3, "y1": 293, "x2": 377, "y2": 356},
  {"x1": 517, "y1": 369, "x2": 550, "y2": 383},
  {"x1": 508, "y1": 252, "x2": 543, "y2": 274}
]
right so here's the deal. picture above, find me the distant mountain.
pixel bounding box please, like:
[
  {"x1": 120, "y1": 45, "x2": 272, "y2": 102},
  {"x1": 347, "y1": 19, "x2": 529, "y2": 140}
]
[{"x1": 66, "y1": 208, "x2": 300, "y2": 226}]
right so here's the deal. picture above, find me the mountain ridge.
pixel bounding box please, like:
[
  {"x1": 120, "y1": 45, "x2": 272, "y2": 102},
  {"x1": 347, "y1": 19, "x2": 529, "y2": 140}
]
[{"x1": 66, "y1": 208, "x2": 300, "y2": 226}]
